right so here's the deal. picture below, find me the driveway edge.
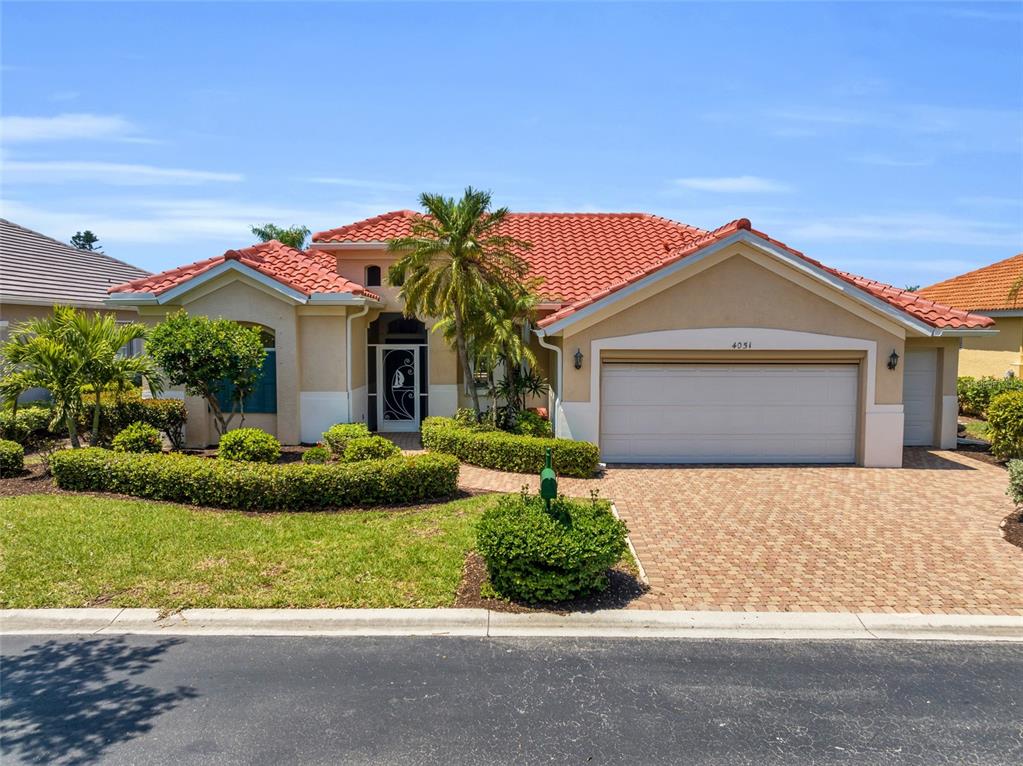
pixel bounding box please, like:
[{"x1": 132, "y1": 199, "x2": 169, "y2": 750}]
[{"x1": 3, "y1": 608, "x2": 1021, "y2": 641}]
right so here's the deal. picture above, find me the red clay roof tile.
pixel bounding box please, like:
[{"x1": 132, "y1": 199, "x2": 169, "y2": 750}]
[{"x1": 916, "y1": 253, "x2": 1023, "y2": 312}]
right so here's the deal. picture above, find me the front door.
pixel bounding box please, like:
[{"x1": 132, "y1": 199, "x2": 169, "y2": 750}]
[{"x1": 377, "y1": 346, "x2": 420, "y2": 432}]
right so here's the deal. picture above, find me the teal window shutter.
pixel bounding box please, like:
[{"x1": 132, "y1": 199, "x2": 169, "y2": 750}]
[{"x1": 215, "y1": 351, "x2": 277, "y2": 414}]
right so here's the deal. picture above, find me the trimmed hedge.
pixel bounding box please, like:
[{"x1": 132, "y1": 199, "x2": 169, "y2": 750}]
[
  {"x1": 340, "y1": 435, "x2": 401, "y2": 463},
  {"x1": 987, "y1": 390, "x2": 1023, "y2": 460},
  {"x1": 958, "y1": 376, "x2": 1023, "y2": 418},
  {"x1": 112, "y1": 422, "x2": 162, "y2": 454},
  {"x1": 88, "y1": 395, "x2": 188, "y2": 449},
  {"x1": 323, "y1": 423, "x2": 370, "y2": 456},
  {"x1": 476, "y1": 493, "x2": 628, "y2": 603},
  {"x1": 0, "y1": 406, "x2": 54, "y2": 446},
  {"x1": 421, "y1": 417, "x2": 600, "y2": 478},
  {"x1": 1007, "y1": 459, "x2": 1023, "y2": 505},
  {"x1": 0, "y1": 439, "x2": 25, "y2": 477},
  {"x1": 50, "y1": 448, "x2": 460, "y2": 511},
  {"x1": 218, "y1": 427, "x2": 281, "y2": 463}
]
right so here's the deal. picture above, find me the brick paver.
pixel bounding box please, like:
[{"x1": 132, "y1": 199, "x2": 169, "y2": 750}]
[{"x1": 387, "y1": 434, "x2": 1022, "y2": 615}]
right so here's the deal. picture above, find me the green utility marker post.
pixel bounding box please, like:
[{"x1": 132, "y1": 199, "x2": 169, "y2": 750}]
[{"x1": 540, "y1": 447, "x2": 557, "y2": 513}]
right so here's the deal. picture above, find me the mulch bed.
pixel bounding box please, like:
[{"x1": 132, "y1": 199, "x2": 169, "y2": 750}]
[
  {"x1": 1002, "y1": 509, "x2": 1023, "y2": 551},
  {"x1": 454, "y1": 551, "x2": 648, "y2": 614},
  {"x1": 955, "y1": 442, "x2": 1004, "y2": 469}
]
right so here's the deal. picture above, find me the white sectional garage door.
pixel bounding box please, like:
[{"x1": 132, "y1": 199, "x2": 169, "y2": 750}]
[
  {"x1": 600, "y1": 363, "x2": 858, "y2": 463},
  {"x1": 902, "y1": 349, "x2": 937, "y2": 446}
]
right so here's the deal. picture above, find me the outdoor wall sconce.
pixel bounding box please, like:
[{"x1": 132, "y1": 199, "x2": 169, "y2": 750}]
[
  {"x1": 887, "y1": 349, "x2": 900, "y2": 370},
  {"x1": 574, "y1": 348, "x2": 584, "y2": 370}
]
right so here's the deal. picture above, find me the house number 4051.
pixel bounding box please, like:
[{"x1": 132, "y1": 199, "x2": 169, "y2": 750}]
[{"x1": 731, "y1": 341, "x2": 752, "y2": 349}]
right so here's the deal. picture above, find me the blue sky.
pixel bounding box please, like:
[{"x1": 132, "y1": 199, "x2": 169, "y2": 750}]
[{"x1": 2, "y1": 1, "x2": 1021, "y2": 288}]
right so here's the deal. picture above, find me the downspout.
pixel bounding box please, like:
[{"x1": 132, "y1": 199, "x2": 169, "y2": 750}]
[
  {"x1": 535, "y1": 329, "x2": 562, "y2": 437},
  {"x1": 346, "y1": 302, "x2": 371, "y2": 423}
]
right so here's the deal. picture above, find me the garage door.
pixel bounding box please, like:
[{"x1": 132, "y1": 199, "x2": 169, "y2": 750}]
[
  {"x1": 903, "y1": 349, "x2": 936, "y2": 446},
  {"x1": 600, "y1": 363, "x2": 858, "y2": 463}
]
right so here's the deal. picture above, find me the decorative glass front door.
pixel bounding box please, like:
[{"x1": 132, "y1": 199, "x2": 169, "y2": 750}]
[{"x1": 378, "y1": 346, "x2": 419, "y2": 431}]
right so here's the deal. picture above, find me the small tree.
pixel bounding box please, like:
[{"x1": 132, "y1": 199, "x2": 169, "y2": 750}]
[
  {"x1": 147, "y1": 312, "x2": 266, "y2": 436},
  {"x1": 70, "y1": 231, "x2": 101, "y2": 251},
  {"x1": 250, "y1": 223, "x2": 310, "y2": 250}
]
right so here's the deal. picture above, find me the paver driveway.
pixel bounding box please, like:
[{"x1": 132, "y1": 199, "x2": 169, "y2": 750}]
[{"x1": 450, "y1": 443, "x2": 1023, "y2": 615}]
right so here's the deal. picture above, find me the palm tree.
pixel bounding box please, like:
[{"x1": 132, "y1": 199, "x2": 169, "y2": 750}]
[
  {"x1": 0, "y1": 306, "x2": 160, "y2": 447},
  {"x1": 388, "y1": 188, "x2": 532, "y2": 415}
]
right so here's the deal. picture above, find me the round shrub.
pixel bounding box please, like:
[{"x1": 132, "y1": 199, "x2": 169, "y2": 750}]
[
  {"x1": 302, "y1": 445, "x2": 330, "y2": 464},
  {"x1": 476, "y1": 494, "x2": 628, "y2": 603},
  {"x1": 0, "y1": 406, "x2": 54, "y2": 446},
  {"x1": 340, "y1": 435, "x2": 401, "y2": 463},
  {"x1": 987, "y1": 390, "x2": 1023, "y2": 460},
  {"x1": 514, "y1": 410, "x2": 553, "y2": 438},
  {"x1": 111, "y1": 421, "x2": 162, "y2": 454},
  {"x1": 322, "y1": 423, "x2": 370, "y2": 456},
  {"x1": 218, "y1": 427, "x2": 281, "y2": 463},
  {"x1": 0, "y1": 439, "x2": 25, "y2": 477}
]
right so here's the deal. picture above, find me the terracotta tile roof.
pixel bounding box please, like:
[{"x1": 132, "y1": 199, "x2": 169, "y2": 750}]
[
  {"x1": 916, "y1": 253, "x2": 1023, "y2": 312},
  {"x1": 537, "y1": 218, "x2": 994, "y2": 330},
  {"x1": 109, "y1": 240, "x2": 380, "y2": 300},
  {"x1": 315, "y1": 211, "x2": 708, "y2": 304}
]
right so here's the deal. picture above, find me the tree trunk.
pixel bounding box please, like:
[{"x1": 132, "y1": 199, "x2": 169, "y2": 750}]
[
  {"x1": 66, "y1": 411, "x2": 81, "y2": 449},
  {"x1": 453, "y1": 303, "x2": 481, "y2": 416},
  {"x1": 92, "y1": 389, "x2": 102, "y2": 444}
]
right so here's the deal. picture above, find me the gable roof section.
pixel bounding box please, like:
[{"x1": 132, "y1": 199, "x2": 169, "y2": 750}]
[
  {"x1": 536, "y1": 219, "x2": 995, "y2": 333},
  {"x1": 108, "y1": 240, "x2": 380, "y2": 301},
  {"x1": 916, "y1": 253, "x2": 1023, "y2": 312},
  {"x1": 314, "y1": 211, "x2": 708, "y2": 304},
  {"x1": 0, "y1": 218, "x2": 150, "y2": 309}
]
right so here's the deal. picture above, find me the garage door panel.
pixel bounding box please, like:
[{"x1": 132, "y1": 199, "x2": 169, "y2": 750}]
[{"x1": 600, "y1": 363, "x2": 858, "y2": 463}]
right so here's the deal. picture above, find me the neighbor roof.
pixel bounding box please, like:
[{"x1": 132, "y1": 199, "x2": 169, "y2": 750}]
[
  {"x1": 917, "y1": 253, "x2": 1023, "y2": 312},
  {"x1": 0, "y1": 218, "x2": 149, "y2": 309},
  {"x1": 109, "y1": 240, "x2": 381, "y2": 300},
  {"x1": 317, "y1": 211, "x2": 993, "y2": 331}
]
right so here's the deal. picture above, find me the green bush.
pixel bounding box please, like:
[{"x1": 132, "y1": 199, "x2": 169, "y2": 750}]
[
  {"x1": 0, "y1": 439, "x2": 25, "y2": 477},
  {"x1": 421, "y1": 417, "x2": 600, "y2": 478},
  {"x1": 340, "y1": 435, "x2": 401, "y2": 463},
  {"x1": 218, "y1": 427, "x2": 281, "y2": 463},
  {"x1": 111, "y1": 422, "x2": 163, "y2": 454},
  {"x1": 50, "y1": 448, "x2": 460, "y2": 511},
  {"x1": 987, "y1": 390, "x2": 1023, "y2": 460},
  {"x1": 302, "y1": 445, "x2": 330, "y2": 464},
  {"x1": 513, "y1": 410, "x2": 553, "y2": 438},
  {"x1": 0, "y1": 406, "x2": 54, "y2": 445},
  {"x1": 1007, "y1": 460, "x2": 1023, "y2": 505},
  {"x1": 958, "y1": 376, "x2": 1023, "y2": 418},
  {"x1": 476, "y1": 493, "x2": 628, "y2": 602},
  {"x1": 86, "y1": 393, "x2": 187, "y2": 449},
  {"x1": 322, "y1": 423, "x2": 371, "y2": 456}
]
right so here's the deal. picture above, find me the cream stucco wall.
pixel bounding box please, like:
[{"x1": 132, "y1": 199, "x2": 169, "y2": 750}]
[
  {"x1": 1, "y1": 301, "x2": 139, "y2": 328},
  {"x1": 958, "y1": 315, "x2": 1022, "y2": 378}
]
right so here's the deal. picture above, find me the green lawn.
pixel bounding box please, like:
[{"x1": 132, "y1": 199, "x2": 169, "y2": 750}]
[{"x1": 0, "y1": 493, "x2": 493, "y2": 610}]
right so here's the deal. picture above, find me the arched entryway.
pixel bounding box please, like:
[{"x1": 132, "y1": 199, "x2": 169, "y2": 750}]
[{"x1": 367, "y1": 314, "x2": 428, "y2": 432}]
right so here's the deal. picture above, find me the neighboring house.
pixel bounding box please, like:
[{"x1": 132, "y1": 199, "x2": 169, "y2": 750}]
[
  {"x1": 0, "y1": 217, "x2": 150, "y2": 336},
  {"x1": 917, "y1": 253, "x2": 1023, "y2": 379},
  {"x1": 107, "y1": 212, "x2": 994, "y2": 467}
]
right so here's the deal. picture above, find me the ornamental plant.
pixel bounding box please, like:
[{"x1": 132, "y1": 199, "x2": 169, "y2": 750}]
[
  {"x1": 111, "y1": 422, "x2": 163, "y2": 454},
  {"x1": 0, "y1": 439, "x2": 24, "y2": 477},
  {"x1": 147, "y1": 312, "x2": 266, "y2": 436},
  {"x1": 322, "y1": 423, "x2": 370, "y2": 456},
  {"x1": 302, "y1": 445, "x2": 330, "y2": 464},
  {"x1": 987, "y1": 390, "x2": 1023, "y2": 460},
  {"x1": 339, "y1": 435, "x2": 401, "y2": 463},
  {"x1": 217, "y1": 427, "x2": 281, "y2": 463}
]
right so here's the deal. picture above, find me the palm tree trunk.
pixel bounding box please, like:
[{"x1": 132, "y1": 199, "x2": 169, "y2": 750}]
[
  {"x1": 92, "y1": 389, "x2": 102, "y2": 444},
  {"x1": 453, "y1": 303, "x2": 481, "y2": 416},
  {"x1": 66, "y1": 411, "x2": 81, "y2": 449}
]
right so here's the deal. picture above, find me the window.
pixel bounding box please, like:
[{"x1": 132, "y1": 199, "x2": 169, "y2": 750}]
[
  {"x1": 216, "y1": 325, "x2": 277, "y2": 414},
  {"x1": 365, "y1": 265, "x2": 382, "y2": 287}
]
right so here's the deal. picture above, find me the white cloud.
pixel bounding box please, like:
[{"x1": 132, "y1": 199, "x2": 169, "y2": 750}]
[
  {"x1": 0, "y1": 113, "x2": 145, "y2": 143},
  {"x1": 3, "y1": 160, "x2": 243, "y2": 185},
  {"x1": 672, "y1": 176, "x2": 792, "y2": 194},
  {"x1": 299, "y1": 176, "x2": 413, "y2": 192},
  {"x1": 785, "y1": 212, "x2": 1022, "y2": 249}
]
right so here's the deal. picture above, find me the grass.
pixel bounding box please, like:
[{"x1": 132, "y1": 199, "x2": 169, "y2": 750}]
[
  {"x1": 961, "y1": 419, "x2": 991, "y2": 442},
  {"x1": 0, "y1": 493, "x2": 494, "y2": 610}
]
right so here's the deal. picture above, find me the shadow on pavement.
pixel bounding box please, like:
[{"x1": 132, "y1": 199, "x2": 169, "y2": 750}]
[{"x1": 1, "y1": 636, "x2": 197, "y2": 766}]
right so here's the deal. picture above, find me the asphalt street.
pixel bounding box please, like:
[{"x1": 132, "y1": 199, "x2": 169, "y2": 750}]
[{"x1": 1, "y1": 635, "x2": 1020, "y2": 765}]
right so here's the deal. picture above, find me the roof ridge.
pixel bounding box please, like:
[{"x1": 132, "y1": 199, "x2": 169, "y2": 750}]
[{"x1": 0, "y1": 217, "x2": 149, "y2": 275}]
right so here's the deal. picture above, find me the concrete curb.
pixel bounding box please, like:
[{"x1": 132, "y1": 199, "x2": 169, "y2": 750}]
[{"x1": 3, "y1": 608, "x2": 1022, "y2": 641}]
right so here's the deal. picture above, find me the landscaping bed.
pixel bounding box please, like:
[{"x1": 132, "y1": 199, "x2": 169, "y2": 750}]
[
  {"x1": 0, "y1": 493, "x2": 492, "y2": 610},
  {"x1": 1001, "y1": 508, "x2": 1023, "y2": 551}
]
